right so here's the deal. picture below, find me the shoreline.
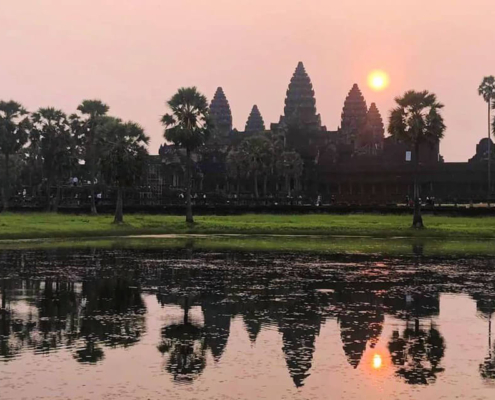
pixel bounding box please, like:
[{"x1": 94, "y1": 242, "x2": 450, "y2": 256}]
[{"x1": 0, "y1": 231, "x2": 494, "y2": 257}]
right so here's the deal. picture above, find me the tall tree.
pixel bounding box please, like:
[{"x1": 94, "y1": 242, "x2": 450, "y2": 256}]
[
  {"x1": 238, "y1": 135, "x2": 271, "y2": 198},
  {"x1": 479, "y1": 76, "x2": 495, "y2": 204},
  {"x1": 23, "y1": 127, "x2": 43, "y2": 196},
  {"x1": 99, "y1": 118, "x2": 149, "y2": 224},
  {"x1": 388, "y1": 91, "x2": 446, "y2": 228},
  {"x1": 162, "y1": 87, "x2": 212, "y2": 223},
  {"x1": 76, "y1": 100, "x2": 110, "y2": 215},
  {"x1": 0, "y1": 101, "x2": 30, "y2": 211},
  {"x1": 226, "y1": 149, "x2": 246, "y2": 196},
  {"x1": 277, "y1": 151, "x2": 304, "y2": 197},
  {"x1": 31, "y1": 108, "x2": 76, "y2": 211},
  {"x1": 263, "y1": 131, "x2": 284, "y2": 196}
]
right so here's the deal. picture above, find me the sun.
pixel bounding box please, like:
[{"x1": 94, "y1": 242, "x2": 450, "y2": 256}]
[{"x1": 368, "y1": 70, "x2": 390, "y2": 91}]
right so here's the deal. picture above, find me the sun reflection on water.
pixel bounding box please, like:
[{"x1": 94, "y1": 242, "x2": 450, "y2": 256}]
[{"x1": 373, "y1": 353, "x2": 383, "y2": 370}]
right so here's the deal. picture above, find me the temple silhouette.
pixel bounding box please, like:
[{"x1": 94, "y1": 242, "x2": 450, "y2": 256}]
[{"x1": 148, "y1": 61, "x2": 494, "y2": 204}]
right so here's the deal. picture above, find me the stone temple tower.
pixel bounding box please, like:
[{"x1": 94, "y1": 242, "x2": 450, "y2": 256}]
[
  {"x1": 355, "y1": 102, "x2": 385, "y2": 155},
  {"x1": 340, "y1": 84, "x2": 368, "y2": 147},
  {"x1": 282, "y1": 62, "x2": 322, "y2": 129},
  {"x1": 245, "y1": 105, "x2": 265, "y2": 134},
  {"x1": 367, "y1": 103, "x2": 385, "y2": 149},
  {"x1": 210, "y1": 87, "x2": 233, "y2": 137}
]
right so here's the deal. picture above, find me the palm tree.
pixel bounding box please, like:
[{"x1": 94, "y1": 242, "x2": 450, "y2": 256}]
[
  {"x1": 263, "y1": 131, "x2": 284, "y2": 196},
  {"x1": 0, "y1": 101, "x2": 30, "y2": 211},
  {"x1": 388, "y1": 91, "x2": 446, "y2": 228},
  {"x1": 76, "y1": 100, "x2": 110, "y2": 215},
  {"x1": 226, "y1": 148, "x2": 246, "y2": 196},
  {"x1": 478, "y1": 76, "x2": 495, "y2": 205},
  {"x1": 238, "y1": 135, "x2": 271, "y2": 198},
  {"x1": 162, "y1": 87, "x2": 212, "y2": 223},
  {"x1": 278, "y1": 151, "x2": 304, "y2": 197},
  {"x1": 99, "y1": 118, "x2": 149, "y2": 224},
  {"x1": 31, "y1": 108, "x2": 76, "y2": 211}
]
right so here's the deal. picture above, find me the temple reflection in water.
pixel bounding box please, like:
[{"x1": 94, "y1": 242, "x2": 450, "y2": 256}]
[{"x1": 1, "y1": 247, "x2": 495, "y2": 393}]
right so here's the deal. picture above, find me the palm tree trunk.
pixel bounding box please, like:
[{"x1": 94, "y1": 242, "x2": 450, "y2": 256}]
[
  {"x1": 3, "y1": 153, "x2": 10, "y2": 211},
  {"x1": 90, "y1": 161, "x2": 97, "y2": 215},
  {"x1": 45, "y1": 177, "x2": 53, "y2": 212},
  {"x1": 1, "y1": 280, "x2": 6, "y2": 309},
  {"x1": 114, "y1": 186, "x2": 124, "y2": 224},
  {"x1": 263, "y1": 175, "x2": 268, "y2": 197},
  {"x1": 183, "y1": 297, "x2": 190, "y2": 325},
  {"x1": 185, "y1": 149, "x2": 193, "y2": 223},
  {"x1": 88, "y1": 124, "x2": 98, "y2": 215},
  {"x1": 53, "y1": 184, "x2": 61, "y2": 213},
  {"x1": 254, "y1": 174, "x2": 259, "y2": 198},
  {"x1": 413, "y1": 143, "x2": 424, "y2": 229},
  {"x1": 489, "y1": 313, "x2": 492, "y2": 359},
  {"x1": 488, "y1": 101, "x2": 492, "y2": 207},
  {"x1": 286, "y1": 174, "x2": 291, "y2": 197}
]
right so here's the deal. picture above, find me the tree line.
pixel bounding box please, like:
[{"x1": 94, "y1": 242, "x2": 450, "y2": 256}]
[
  {"x1": 0, "y1": 100, "x2": 149, "y2": 223},
  {"x1": 227, "y1": 133, "x2": 304, "y2": 199},
  {"x1": 0, "y1": 84, "x2": 461, "y2": 228}
]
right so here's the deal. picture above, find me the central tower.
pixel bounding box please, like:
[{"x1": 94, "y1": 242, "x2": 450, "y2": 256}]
[
  {"x1": 282, "y1": 62, "x2": 322, "y2": 129},
  {"x1": 340, "y1": 84, "x2": 368, "y2": 147}
]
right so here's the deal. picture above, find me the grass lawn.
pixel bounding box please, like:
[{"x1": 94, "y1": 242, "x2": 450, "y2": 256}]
[{"x1": 0, "y1": 212, "x2": 495, "y2": 240}]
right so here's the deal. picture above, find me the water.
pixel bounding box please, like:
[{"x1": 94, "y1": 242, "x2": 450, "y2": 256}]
[{"x1": 1, "y1": 245, "x2": 495, "y2": 399}]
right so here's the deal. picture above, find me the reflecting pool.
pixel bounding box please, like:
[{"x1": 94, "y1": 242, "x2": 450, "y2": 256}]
[{"x1": 1, "y1": 244, "x2": 495, "y2": 399}]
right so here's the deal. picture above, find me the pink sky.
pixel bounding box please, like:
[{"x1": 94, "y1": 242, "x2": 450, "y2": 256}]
[{"x1": 1, "y1": 0, "x2": 494, "y2": 161}]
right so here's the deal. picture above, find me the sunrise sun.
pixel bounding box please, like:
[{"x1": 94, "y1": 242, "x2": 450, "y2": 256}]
[{"x1": 368, "y1": 70, "x2": 389, "y2": 91}]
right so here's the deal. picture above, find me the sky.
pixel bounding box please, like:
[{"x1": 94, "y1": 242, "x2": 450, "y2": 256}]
[{"x1": 1, "y1": 0, "x2": 494, "y2": 161}]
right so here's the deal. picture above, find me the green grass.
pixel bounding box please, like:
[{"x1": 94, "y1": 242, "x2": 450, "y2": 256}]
[{"x1": 1, "y1": 212, "x2": 495, "y2": 241}]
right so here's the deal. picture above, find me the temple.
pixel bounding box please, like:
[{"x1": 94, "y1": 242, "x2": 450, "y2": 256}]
[{"x1": 150, "y1": 61, "x2": 495, "y2": 205}]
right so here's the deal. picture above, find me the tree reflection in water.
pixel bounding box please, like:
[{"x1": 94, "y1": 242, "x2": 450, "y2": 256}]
[
  {"x1": 74, "y1": 278, "x2": 146, "y2": 363},
  {"x1": 388, "y1": 319, "x2": 445, "y2": 385},
  {"x1": 474, "y1": 294, "x2": 495, "y2": 381},
  {"x1": 158, "y1": 297, "x2": 207, "y2": 383},
  {"x1": 0, "y1": 275, "x2": 146, "y2": 365}
]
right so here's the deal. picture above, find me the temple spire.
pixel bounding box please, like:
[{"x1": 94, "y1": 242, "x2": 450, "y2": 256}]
[
  {"x1": 341, "y1": 84, "x2": 368, "y2": 146},
  {"x1": 210, "y1": 87, "x2": 233, "y2": 137},
  {"x1": 282, "y1": 62, "x2": 321, "y2": 128},
  {"x1": 366, "y1": 103, "x2": 385, "y2": 142},
  {"x1": 245, "y1": 105, "x2": 265, "y2": 133}
]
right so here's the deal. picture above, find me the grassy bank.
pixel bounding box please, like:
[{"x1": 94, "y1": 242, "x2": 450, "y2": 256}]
[{"x1": 1, "y1": 212, "x2": 495, "y2": 240}]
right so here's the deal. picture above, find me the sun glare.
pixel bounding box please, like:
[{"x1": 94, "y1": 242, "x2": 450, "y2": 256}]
[{"x1": 368, "y1": 70, "x2": 389, "y2": 91}]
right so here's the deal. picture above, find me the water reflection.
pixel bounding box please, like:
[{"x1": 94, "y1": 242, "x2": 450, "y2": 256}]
[
  {"x1": 335, "y1": 290, "x2": 384, "y2": 369},
  {"x1": 0, "y1": 247, "x2": 495, "y2": 398},
  {"x1": 0, "y1": 276, "x2": 145, "y2": 364},
  {"x1": 475, "y1": 292, "x2": 495, "y2": 381},
  {"x1": 388, "y1": 320, "x2": 445, "y2": 385},
  {"x1": 158, "y1": 297, "x2": 207, "y2": 383}
]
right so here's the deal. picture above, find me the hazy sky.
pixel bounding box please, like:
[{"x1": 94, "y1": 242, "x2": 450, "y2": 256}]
[{"x1": 1, "y1": 0, "x2": 494, "y2": 161}]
